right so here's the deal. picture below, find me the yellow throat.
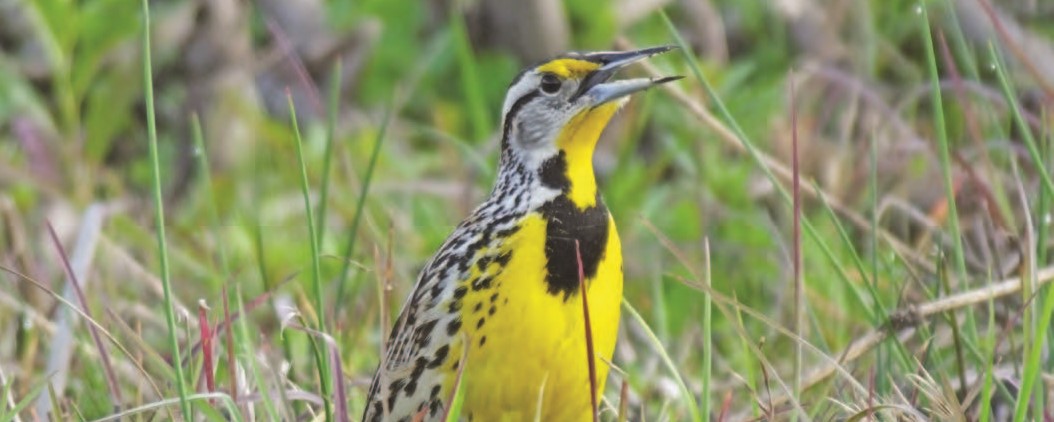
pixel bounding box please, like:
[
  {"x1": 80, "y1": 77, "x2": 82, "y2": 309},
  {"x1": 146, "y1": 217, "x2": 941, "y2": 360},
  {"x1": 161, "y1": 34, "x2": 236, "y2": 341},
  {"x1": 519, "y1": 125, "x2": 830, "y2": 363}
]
[{"x1": 554, "y1": 102, "x2": 622, "y2": 210}]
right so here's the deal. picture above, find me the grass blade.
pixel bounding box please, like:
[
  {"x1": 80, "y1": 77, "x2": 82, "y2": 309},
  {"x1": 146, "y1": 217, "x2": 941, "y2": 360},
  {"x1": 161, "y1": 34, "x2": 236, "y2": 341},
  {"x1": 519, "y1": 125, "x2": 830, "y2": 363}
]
[
  {"x1": 1, "y1": 373, "x2": 50, "y2": 421},
  {"x1": 988, "y1": 43, "x2": 1054, "y2": 198},
  {"x1": 575, "y1": 240, "x2": 599, "y2": 422},
  {"x1": 443, "y1": 333, "x2": 470, "y2": 422},
  {"x1": 141, "y1": 0, "x2": 191, "y2": 417},
  {"x1": 920, "y1": 5, "x2": 969, "y2": 286},
  {"x1": 448, "y1": 5, "x2": 490, "y2": 142},
  {"x1": 335, "y1": 105, "x2": 392, "y2": 311},
  {"x1": 287, "y1": 90, "x2": 332, "y2": 420},
  {"x1": 700, "y1": 239, "x2": 712, "y2": 420},
  {"x1": 45, "y1": 221, "x2": 122, "y2": 409},
  {"x1": 317, "y1": 60, "x2": 342, "y2": 242},
  {"x1": 92, "y1": 392, "x2": 242, "y2": 422},
  {"x1": 789, "y1": 70, "x2": 804, "y2": 421}
]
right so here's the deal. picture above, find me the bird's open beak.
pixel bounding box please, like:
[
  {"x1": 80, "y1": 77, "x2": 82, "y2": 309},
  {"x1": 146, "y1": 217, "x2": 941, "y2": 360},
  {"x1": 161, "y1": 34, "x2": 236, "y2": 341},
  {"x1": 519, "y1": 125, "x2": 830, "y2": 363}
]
[{"x1": 572, "y1": 45, "x2": 683, "y2": 104}]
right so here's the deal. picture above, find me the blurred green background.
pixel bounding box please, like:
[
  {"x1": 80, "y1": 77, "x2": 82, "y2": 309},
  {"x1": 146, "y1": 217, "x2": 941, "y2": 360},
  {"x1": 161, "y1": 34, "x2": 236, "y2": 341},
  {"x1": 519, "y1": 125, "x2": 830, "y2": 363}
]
[{"x1": 1, "y1": 0, "x2": 1053, "y2": 420}]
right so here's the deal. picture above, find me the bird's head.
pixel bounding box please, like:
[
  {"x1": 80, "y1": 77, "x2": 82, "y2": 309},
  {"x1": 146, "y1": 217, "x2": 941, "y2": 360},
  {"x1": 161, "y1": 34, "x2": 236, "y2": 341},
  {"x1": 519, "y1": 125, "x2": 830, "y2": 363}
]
[{"x1": 496, "y1": 46, "x2": 681, "y2": 209}]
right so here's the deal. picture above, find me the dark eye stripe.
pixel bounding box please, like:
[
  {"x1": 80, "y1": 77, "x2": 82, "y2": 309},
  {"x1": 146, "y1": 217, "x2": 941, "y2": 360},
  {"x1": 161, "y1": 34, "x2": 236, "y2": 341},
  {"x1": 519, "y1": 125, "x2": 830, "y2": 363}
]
[{"x1": 500, "y1": 91, "x2": 540, "y2": 150}]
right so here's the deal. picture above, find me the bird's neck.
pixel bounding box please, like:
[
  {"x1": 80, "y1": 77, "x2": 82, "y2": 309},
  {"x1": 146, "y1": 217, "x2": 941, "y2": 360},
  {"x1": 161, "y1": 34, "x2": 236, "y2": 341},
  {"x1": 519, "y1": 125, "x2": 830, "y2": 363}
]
[
  {"x1": 545, "y1": 102, "x2": 622, "y2": 210},
  {"x1": 491, "y1": 102, "x2": 621, "y2": 213}
]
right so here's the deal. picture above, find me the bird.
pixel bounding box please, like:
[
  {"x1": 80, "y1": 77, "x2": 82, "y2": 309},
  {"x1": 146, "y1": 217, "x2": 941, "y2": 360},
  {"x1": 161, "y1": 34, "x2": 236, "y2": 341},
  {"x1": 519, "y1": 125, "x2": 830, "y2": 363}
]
[{"x1": 363, "y1": 46, "x2": 681, "y2": 422}]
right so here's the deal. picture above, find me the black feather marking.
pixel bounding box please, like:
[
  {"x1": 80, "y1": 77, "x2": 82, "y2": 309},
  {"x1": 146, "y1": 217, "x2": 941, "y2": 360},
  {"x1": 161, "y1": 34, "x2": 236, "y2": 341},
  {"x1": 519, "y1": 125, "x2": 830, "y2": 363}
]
[
  {"x1": 538, "y1": 193, "x2": 610, "y2": 300},
  {"x1": 446, "y1": 318, "x2": 462, "y2": 335}
]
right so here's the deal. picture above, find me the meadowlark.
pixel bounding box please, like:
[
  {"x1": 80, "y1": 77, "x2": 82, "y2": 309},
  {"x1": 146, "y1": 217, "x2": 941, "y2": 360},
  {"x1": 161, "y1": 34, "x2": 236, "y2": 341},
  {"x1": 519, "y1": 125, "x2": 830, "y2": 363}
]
[{"x1": 363, "y1": 46, "x2": 680, "y2": 422}]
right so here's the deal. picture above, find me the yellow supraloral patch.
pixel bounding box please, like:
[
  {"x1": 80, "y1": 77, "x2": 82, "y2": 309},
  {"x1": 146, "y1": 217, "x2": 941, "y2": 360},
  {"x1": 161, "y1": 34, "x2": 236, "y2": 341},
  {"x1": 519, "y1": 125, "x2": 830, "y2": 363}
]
[{"x1": 535, "y1": 59, "x2": 600, "y2": 79}]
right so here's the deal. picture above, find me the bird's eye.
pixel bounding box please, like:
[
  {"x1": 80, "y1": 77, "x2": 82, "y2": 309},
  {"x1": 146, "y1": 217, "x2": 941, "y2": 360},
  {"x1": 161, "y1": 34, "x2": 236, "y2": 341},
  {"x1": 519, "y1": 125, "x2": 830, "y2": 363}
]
[{"x1": 539, "y1": 74, "x2": 562, "y2": 94}]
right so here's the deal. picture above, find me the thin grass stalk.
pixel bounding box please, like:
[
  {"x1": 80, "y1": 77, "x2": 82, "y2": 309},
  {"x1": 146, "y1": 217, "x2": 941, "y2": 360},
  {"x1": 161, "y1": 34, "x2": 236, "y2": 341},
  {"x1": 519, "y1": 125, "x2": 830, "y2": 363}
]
[
  {"x1": 1010, "y1": 157, "x2": 1046, "y2": 421},
  {"x1": 574, "y1": 240, "x2": 599, "y2": 422},
  {"x1": 92, "y1": 393, "x2": 242, "y2": 422},
  {"x1": 617, "y1": 380, "x2": 629, "y2": 422},
  {"x1": 318, "y1": 60, "x2": 342, "y2": 241},
  {"x1": 975, "y1": 0, "x2": 1054, "y2": 100},
  {"x1": 181, "y1": 305, "x2": 197, "y2": 401},
  {"x1": 335, "y1": 105, "x2": 392, "y2": 310},
  {"x1": 936, "y1": 25, "x2": 1012, "y2": 232},
  {"x1": 282, "y1": 321, "x2": 349, "y2": 422},
  {"x1": 943, "y1": 10, "x2": 1018, "y2": 229},
  {"x1": 196, "y1": 302, "x2": 216, "y2": 399},
  {"x1": 649, "y1": 256, "x2": 669, "y2": 343},
  {"x1": 731, "y1": 300, "x2": 759, "y2": 418},
  {"x1": 1040, "y1": 122, "x2": 1054, "y2": 374},
  {"x1": 701, "y1": 239, "x2": 712, "y2": 420},
  {"x1": 44, "y1": 222, "x2": 122, "y2": 409},
  {"x1": 265, "y1": 18, "x2": 324, "y2": 114},
  {"x1": 221, "y1": 287, "x2": 239, "y2": 409},
  {"x1": 234, "y1": 285, "x2": 279, "y2": 420},
  {"x1": 979, "y1": 292, "x2": 995, "y2": 422},
  {"x1": 713, "y1": 295, "x2": 808, "y2": 419},
  {"x1": 449, "y1": 6, "x2": 489, "y2": 142},
  {"x1": 374, "y1": 246, "x2": 391, "y2": 390},
  {"x1": 988, "y1": 43, "x2": 1054, "y2": 198},
  {"x1": 660, "y1": 12, "x2": 790, "y2": 207},
  {"x1": 814, "y1": 185, "x2": 882, "y2": 324},
  {"x1": 287, "y1": 91, "x2": 332, "y2": 420},
  {"x1": 936, "y1": 251, "x2": 968, "y2": 396},
  {"x1": 920, "y1": 6, "x2": 969, "y2": 288},
  {"x1": 990, "y1": 37, "x2": 1049, "y2": 417},
  {"x1": 789, "y1": 70, "x2": 803, "y2": 420},
  {"x1": 0, "y1": 366, "x2": 16, "y2": 420},
  {"x1": 442, "y1": 333, "x2": 470, "y2": 422},
  {"x1": 46, "y1": 384, "x2": 61, "y2": 420},
  {"x1": 141, "y1": 0, "x2": 191, "y2": 417},
  {"x1": 920, "y1": 11, "x2": 987, "y2": 402},
  {"x1": 1040, "y1": 119, "x2": 1051, "y2": 266},
  {"x1": 1016, "y1": 268, "x2": 1054, "y2": 422},
  {"x1": 2, "y1": 369, "x2": 49, "y2": 421},
  {"x1": 868, "y1": 119, "x2": 891, "y2": 396}
]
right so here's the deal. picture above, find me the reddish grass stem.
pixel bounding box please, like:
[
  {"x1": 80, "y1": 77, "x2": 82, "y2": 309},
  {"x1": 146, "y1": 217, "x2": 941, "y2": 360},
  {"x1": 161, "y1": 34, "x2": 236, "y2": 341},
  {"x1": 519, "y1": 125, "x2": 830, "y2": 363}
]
[
  {"x1": 197, "y1": 301, "x2": 216, "y2": 401},
  {"x1": 575, "y1": 240, "x2": 599, "y2": 422},
  {"x1": 265, "y1": 17, "x2": 324, "y2": 116},
  {"x1": 183, "y1": 272, "x2": 298, "y2": 366},
  {"x1": 45, "y1": 221, "x2": 123, "y2": 410},
  {"x1": 790, "y1": 70, "x2": 804, "y2": 419}
]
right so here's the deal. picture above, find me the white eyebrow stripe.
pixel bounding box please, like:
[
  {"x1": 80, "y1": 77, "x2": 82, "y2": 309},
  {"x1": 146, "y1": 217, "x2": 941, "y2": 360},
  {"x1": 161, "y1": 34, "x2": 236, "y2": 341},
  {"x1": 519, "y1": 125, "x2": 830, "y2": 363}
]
[{"x1": 501, "y1": 73, "x2": 538, "y2": 118}]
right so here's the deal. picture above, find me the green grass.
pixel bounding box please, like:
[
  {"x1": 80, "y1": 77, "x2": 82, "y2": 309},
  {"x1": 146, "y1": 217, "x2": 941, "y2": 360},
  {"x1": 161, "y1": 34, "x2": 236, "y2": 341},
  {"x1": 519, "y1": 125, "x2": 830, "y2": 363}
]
[
  {"x1": 1, "y1": 0, "x2": 1053, "y2": 420},
  {"x1": 140, "y1": 0, "x2": 190, "y2": 418},
  {"x1": 288, "y1": 92, "x2": 332, "y2": 420}
]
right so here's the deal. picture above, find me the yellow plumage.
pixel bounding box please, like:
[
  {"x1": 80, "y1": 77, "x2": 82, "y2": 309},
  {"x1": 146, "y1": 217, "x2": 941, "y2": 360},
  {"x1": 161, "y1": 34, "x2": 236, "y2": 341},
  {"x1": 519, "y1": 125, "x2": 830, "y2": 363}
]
[
  {"x1": 457, "y1": 204, "x2": 623, "y2": 421},
  {"x1": 363, "y1": 46, "x2": 678, "y2": 422}
]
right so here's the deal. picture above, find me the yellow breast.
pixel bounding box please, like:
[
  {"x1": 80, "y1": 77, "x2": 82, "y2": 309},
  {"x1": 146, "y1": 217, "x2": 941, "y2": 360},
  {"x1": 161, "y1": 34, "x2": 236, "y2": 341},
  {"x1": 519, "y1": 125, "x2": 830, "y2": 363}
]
[{"x1": 453, "y1": 212, "x2": 623, "y2": 421}]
